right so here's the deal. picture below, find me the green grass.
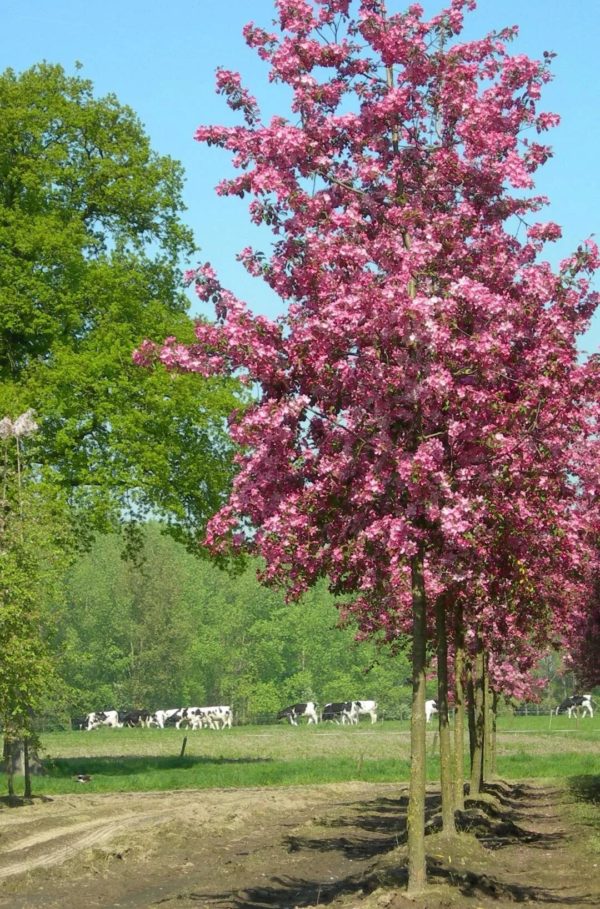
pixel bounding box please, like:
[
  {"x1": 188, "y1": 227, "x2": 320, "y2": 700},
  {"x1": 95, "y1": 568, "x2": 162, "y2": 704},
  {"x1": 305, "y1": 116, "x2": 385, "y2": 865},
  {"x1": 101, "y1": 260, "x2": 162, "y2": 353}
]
[
  {"x1": 16, "y1": 754, "x2": 413, "y2": 795},
  {"x1": 1, "y1": 715, "x2": 598, "y2": 796}
]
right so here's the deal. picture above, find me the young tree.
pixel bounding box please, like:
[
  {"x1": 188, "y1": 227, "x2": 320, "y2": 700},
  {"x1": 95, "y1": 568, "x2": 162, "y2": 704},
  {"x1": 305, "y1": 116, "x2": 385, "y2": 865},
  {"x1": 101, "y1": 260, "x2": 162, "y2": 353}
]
[
  {"x1": 138, "y1": 0, "x2": 598, "y2": 891},
  {"x1": 0, "y1": 412, "x2": 73, "y2": 798}
]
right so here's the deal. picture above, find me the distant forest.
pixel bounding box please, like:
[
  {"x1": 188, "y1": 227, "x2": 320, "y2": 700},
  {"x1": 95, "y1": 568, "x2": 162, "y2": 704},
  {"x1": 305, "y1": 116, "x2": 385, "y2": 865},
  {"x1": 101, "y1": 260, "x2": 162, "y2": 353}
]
[{"x1": 50, "y1": 525, "x2": 414, "y2": 724}]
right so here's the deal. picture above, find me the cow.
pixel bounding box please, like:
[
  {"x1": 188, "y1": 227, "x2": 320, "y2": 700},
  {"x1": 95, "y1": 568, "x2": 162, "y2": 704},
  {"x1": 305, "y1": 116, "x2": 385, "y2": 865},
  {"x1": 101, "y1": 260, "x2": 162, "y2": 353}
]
[
  {"x1": 188, "y1": 706, "x2": 233, "y2": 730},
  {"x1": 187, "y1": 707, "x2": 216, "y2": 729},
  {"x1": 353, "y1": 700, "x2": 378, "y2": 724},
  {"x1": 167, "y1": 707, "x2": 200, "y2": 729},
  {"x1": 321, "y1": 701, "x2": 358, "y2": 724},
  {"x1": 85, "y1": 710, "x2": 122, "y2": 730},
  {"x1": 157, "y1": 706, "x2": 233, "y2": 730},
  {"x1": 276, "y1": 702, "x2": 319, "y2": 726},
  {"x1": 207, "y1": 705, "x2": 233, "y2": 729},
  {"x1": 119, "y1": 709, "x2": 152, "y2": 728},
  {"x1": 152, "y1": 708, "x2": 181, "y2": 729},
  {"x1": 425, "y1": 699, "x2": 438, "y2": 723},
  {"x1": 555, "y1": 694, "x2": 594, "y2": 718}
]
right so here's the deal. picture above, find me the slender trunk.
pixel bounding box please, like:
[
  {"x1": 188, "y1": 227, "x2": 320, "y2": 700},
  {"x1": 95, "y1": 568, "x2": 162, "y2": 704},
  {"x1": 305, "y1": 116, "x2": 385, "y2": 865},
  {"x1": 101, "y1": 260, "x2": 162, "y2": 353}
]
[
  {"x1": 23, "y1": 738, "x2": 32, "y2": 799},
  {"x1": 4, "y1": 737, "x2": 15, "y2": 798},
  {"x1": 453, "y1": 606, "x2": 465, "y2": 811},
  {"x1": 491, "y1": 690, "x2": 499, "y2": 777},
  {"x1": 0, "y1": 444, "x2": 8, "y2": 539},
  {"x1": 435, "y1": 594, "x2": 455, "y2": 834},
  {"x1": 483, "y1": 658, "x2": 493, "y2": 782},
  {"x1": 466, "y1": 660, "x2": 475, "y2": 771},
  {"x1": 469, "y1": 635, "x2": 485, "y2": 797},
  {"x1": 407, "y1": 543, "x2": 427, "y2": 895}
]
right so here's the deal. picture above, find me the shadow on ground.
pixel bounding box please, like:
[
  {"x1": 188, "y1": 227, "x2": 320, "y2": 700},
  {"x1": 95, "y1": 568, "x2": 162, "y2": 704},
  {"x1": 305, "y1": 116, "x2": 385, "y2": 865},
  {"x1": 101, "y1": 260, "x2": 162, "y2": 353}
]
[
  {"x1": 44, "y1": 754, "x2": 273, "y2": 779},
  {"x1": 181, "y1": 779, "x2": 599, "y2": 909},
  {"x1": 568, "y1": 774, "x2": 600, "y2": 804}
]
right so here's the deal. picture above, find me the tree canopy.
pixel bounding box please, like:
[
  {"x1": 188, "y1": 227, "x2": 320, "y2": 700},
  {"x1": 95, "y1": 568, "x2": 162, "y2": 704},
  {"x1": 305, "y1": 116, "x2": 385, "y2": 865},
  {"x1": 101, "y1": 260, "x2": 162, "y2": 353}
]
[{"x1": 0, "y1": 62, "x2": 241, "y2": 540}]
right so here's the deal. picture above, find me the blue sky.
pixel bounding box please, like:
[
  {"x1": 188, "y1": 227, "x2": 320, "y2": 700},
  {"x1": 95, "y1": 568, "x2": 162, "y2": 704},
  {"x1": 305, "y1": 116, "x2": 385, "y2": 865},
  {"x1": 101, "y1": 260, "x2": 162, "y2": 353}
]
[{"x1": 2, "y1": 0, "x2": 598, "y2": 353}]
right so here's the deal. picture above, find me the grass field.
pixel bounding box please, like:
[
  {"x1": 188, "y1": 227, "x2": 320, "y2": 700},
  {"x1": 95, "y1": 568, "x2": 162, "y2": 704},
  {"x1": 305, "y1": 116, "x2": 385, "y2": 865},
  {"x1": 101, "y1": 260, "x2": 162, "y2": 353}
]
[{"x1": 2, "y1": 714, "x2": 598, "y2": 796}]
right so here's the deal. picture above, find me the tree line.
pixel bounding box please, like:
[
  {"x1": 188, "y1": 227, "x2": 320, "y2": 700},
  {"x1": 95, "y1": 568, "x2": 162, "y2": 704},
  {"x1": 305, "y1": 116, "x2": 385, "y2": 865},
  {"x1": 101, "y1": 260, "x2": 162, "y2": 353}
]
[{"x1": 51, "y1": 525, "x2": 411, "y2": 725}]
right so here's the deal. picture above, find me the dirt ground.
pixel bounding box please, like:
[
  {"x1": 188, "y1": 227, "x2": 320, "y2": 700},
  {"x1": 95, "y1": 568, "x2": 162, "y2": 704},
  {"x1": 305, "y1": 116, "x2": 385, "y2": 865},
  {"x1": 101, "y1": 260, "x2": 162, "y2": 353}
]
[{"x1": 0, "y1": 779, "x2": 597, "y2": 909}]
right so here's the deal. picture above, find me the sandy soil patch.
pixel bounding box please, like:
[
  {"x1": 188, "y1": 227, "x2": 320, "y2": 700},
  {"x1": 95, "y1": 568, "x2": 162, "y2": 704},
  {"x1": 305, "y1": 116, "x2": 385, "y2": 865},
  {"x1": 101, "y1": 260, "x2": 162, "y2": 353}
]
[{"x1": 0, "y1": 780, "x2": 597, "y2": 909}]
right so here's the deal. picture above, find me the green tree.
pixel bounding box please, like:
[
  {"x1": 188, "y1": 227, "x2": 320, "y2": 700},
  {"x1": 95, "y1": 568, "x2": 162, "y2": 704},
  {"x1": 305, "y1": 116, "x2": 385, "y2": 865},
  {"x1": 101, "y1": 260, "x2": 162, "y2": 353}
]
[
  {"x1": 0, "y1": 412, "x2": 74, "y2": 797},
  {"x1": 59, "y1": 528, "x2": 202, "y2": 712},
  {"x1": 57, "y1": 528, "x2": 411, "y2": 722},
  {"x1": 0, "y1": 63, "x2": 241, "y2": 542}
]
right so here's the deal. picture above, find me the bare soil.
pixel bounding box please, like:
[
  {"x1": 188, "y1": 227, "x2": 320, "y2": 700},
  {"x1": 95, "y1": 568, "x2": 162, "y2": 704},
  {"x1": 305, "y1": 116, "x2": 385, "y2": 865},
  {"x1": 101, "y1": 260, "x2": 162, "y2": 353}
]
[{"x1": 0, "y1": 779, "x2": 597, "y2": 909}]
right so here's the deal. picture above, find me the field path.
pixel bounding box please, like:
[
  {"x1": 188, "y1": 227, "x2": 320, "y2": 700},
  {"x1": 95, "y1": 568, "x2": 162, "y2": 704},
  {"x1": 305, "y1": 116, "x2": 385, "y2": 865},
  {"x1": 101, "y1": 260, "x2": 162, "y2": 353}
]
[{"x1": 0, "y1": 780, "x2": 597, "y2": 909}]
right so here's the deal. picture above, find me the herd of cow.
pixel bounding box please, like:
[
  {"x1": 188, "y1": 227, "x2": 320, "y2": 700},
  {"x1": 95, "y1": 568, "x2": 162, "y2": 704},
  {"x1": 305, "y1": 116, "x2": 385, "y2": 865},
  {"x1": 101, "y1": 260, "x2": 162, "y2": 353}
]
[
  {"x1": 73, "y1": 706, "x2": 233, "y2": 731},
  {"x1": 73, "y1": 693, "x2": 594, "y2": 731},
  {"x1": 276, "y1": 699, "x2": 378, "y2": 725}
]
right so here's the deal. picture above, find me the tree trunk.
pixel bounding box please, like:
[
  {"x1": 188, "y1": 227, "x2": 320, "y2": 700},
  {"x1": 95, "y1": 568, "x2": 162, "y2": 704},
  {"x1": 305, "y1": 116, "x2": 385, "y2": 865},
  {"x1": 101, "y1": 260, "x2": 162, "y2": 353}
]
[
  {"x1": 466, "y1": 660, "x2": 475, "y2": 771},
  {"x1": 407, "y1": 544, "x2": 428, "y2": 895},
  {"x1": 23, "y1": 738, "x2": 32, "y2": 799},
  {"x1": 469, "y1": 636, "x2": 485, "y2": 797},
  {"x1": 491, "y1": 689, "x2": 499, "y2": 777},
  {"x1": 483, "y1": 658, "x2": 493, "y2": 782},
  {"x1": 3, "y1": 737, "x2": 15, "y2": 798},
  {"x1": 453, "y1": 606, "x2": 465, "y2": 811},
  {"x1": 435, "y1": 594, "x2": 456, "y2": 835}
]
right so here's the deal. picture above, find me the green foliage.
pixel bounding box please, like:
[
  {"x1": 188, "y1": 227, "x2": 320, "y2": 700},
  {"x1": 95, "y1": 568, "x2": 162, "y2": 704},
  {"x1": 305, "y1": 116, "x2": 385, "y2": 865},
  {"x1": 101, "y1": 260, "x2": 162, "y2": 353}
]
[
  {"x1": 56, "y1": 525, "x2": 411, "y2": 718},
  {"x1": 0, "y1": 463, "x2": 74, "y2": 746},
  {"x1": 0, "y1": 63, "x2": 242, "y2": 542}
]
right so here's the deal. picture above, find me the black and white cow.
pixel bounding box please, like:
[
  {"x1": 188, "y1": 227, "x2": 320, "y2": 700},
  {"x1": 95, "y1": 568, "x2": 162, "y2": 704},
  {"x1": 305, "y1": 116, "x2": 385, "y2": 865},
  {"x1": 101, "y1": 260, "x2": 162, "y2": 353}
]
[
  {"x1": 119, "y1": 709, "x2": 152, "y2": 728},
  {"x1": 188, "y1": 707, "x2": 216, "y2": 729},
  {"x1": 208, "y1": 705, "x2": 233, "y2": 729},
  {"x1": 189, "y1": 706, "x2": 233, "y2": 730},
  {"x1": 152, "y1": 708, "x2": 181, "y2": 729},
  {"x1": 166, "y1": 707, "x2": 198, "y2": 729},
  {"x1": 425, "y1": 699, "x2": 438, "y2": 723},
  {"x1": 321, "y1": 701, "x2": 358, "y2": 724},
  {"x1": 555, "y1": 694, "x2": 594, "y2": 718},
  {"x1": 85, "y1": 710, "x2": 122, "y2": 730},
  {"x1": 276, "y1": 702, "x2": 319, "y2": 726},
  {"x1": 155, "y1": 705, "x2": 233, "y2": 730},
  {"x1": 353, "y1": 700, "x2": 378, "y2": 724}
]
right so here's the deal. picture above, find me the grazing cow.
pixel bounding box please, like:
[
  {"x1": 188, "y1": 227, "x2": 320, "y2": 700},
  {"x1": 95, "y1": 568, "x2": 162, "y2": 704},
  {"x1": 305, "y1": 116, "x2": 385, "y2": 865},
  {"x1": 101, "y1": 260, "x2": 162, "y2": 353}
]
[
  {"x1": 174, "y1": 707, "x2": 197, "y2": 729},
  {"x1": 186, "y1": 707, "x2": 221, "y2": 729},
  {"x1": 425, "y1": 699, "x2": 438, "y2": 723},
  {"x1": 353, "y1": 700, "x2": 378, "y2": 724},
  {"x1": 187, "y1": 707, "x2": 215, "y2": 730},
  {"x1": 276, "y1": 702, "x2": 319, "y2": 726},
  {"x1": 85, "y1": 710, "x2": 122, "y2": 731},
  {"x1": 119, "y1": 709, "x2": 152, "y2": 728},
  {"x1": 208, "y1": 705, "x2": 233, "y2": 729},
  {"x1": 152, "y1": 708, "x2": 180, "y2": 729},
  {"x1": 170, "y1": 707, "x2": 199, "y2": 729},
  {"x1": 159, "y1": 706, "x2": 232, "y2": 730},
  {"x1": 555, "y1": 694, "x2": 594, "y2": 718},
  {"x1": 321, "y1": 701, "x2": 358, "y2": 724}
]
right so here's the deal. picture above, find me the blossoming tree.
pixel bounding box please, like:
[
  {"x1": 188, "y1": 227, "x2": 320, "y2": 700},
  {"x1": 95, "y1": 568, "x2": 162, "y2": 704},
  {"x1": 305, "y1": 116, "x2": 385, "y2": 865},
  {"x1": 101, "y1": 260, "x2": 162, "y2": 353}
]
[{"x1": 137, "y1": 0, "x2": 598, "y2": 891}]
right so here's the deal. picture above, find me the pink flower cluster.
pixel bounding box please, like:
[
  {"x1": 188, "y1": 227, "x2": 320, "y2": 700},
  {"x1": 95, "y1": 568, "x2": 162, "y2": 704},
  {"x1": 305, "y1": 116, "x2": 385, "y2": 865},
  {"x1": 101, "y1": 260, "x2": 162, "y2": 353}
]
[{"x1": 137, "y1": 0, "x2": 599, "y2": 700}]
